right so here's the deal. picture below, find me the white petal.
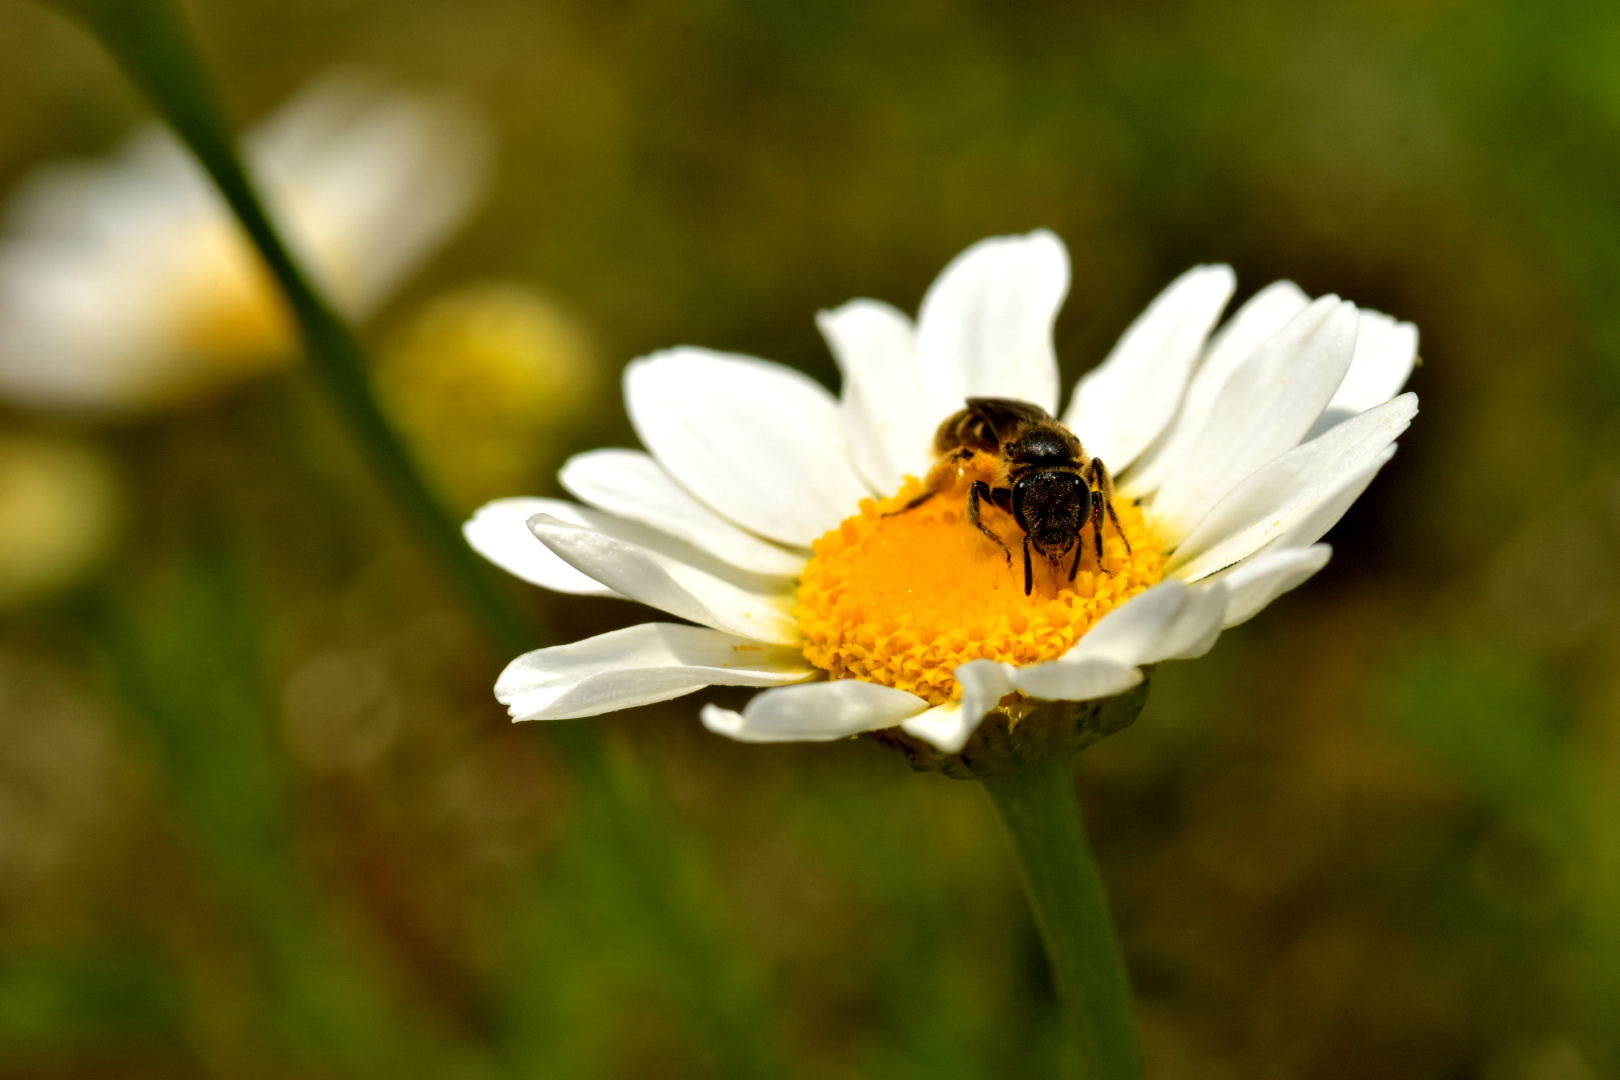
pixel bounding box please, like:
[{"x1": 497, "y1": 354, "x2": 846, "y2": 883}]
[
  {"x1": 1147, "y1": 297, "x2": 1360, "y2": 542},
  {"x1": 1152, "y1": 580, "x2": 1230, "y2": 661},
  {"x1": 507, "y1": 498, "x2": 777, "y2": 587},
  {"x1": 249, "y1": 73, "x2": 490, "y2": 313},
  {"x1": 916, "y1": 230, "x2": 1068, "y2": 418},
  {"x1": 1168, "y1": 394, "x2": 1417, "y2": 581},
  {"x1": 530, "y1": 514, "x2": 798, "y2": 645},
  {"x1": 1063, "y1": 578, "x2": 1228, "y2": 666},
  {"x1": 1063, "y1": 581, "x2": 1188, "y2": 663},
  {"x1": 700, "y1": 680, "x2": 929, "y2": 743},
  {"x1": 3, "y1": 129, "x2": 205, "y2": 246},
  {"x1": 1209, "y1": 446, "x2": 1392, "y2": 580},
  {"x1": 464, "y1": 498, "x2": 620, "y2": 596},
  {"x1": 1266, "y1": 451, "x2": 1390, "y2": 553},
  {"x1": 1213, "y1": 545, "x2": 1332, "y2": 628},
  {"x1": 817, "y1": 299, "x2": 932, "y2": 492},
  {"x1": 467, "y1": 492, "x2": 779, "y2": 596},
  {"x1": 1306, "y1": 311, "x2": 1418, "y2": 439},
  {"x1": 559, "y1": 449, "x2": 806, "y2": 577},
  {"x1": 955, "y1": 659, "x2": 1018, "y2": 728},
  {"x1": 1198, "y1": 282, "x2": 1315, "y2": 404},
  {"x1": 624, "y1": 347, "x2": 868, "y2": 546},
  {"x1": 0, "y1": 243, "x2": 173, "y2": 411},
  {"x1": 495, "y1": 623, "x2": 814, "y2": 721},
  {"x1": 0, "y1": 135, "x2": 213, "y2": 412},
  {"x1": 1063, "y1": 265, "x2": 1236, "y2": 472},
  {"x1": 900, "y1": 702, "x2": 979, "y2": 755},
  {"x1": 1009, "y1": 656, "x2": 1143, "y2": 703},
  {"x1": 1120, "y1": 281, "x2": 1310, "y2": 498}
]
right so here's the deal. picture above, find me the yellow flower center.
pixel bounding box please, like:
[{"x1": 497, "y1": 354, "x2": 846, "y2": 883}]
[{"x1": 795, "y1": 453, "x2": 1166, "y2": 705}]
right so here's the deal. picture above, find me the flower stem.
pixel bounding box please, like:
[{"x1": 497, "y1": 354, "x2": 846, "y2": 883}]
[
  {"x1": 979, "y1": 756, "x2": 1143, "y2": 1080},
  {"x1": 54, "y1": 0, "x2": 532, "y2": 656}
]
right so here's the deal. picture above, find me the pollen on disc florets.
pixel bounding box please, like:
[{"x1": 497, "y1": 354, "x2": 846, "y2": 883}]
[{"x1": 795, "y1": 453, "x2": 1166, "y2": 706}]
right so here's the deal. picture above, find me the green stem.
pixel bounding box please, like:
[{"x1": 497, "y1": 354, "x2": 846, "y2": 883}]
[
  {"x1": 56, "y1": 0, "x2": 531, "y2": 656},
  {"x1": 979, "y1": 757, "x2": 1143, "y2": 1080}
]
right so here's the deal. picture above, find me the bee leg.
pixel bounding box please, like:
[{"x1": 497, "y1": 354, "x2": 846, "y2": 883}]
[
  {"x1": 1068, "y1": 539, "x2": 1084, "y2": 583},
  {"x1": 884, "y1": 448, "x2": 980, "y2": 517},
  {"x1": 1023, "y1": 534, "x2": 1035, "y2": 595},
  {"x1": 1088, "y1": 457, "x2": 1132, "y2": 555},
  {"x1": 883, "y1": 489, "x2": 937, "y2": 517},
  {"x1": 1103, "y1": 499, "x2": 1130, "y2": 554},
  {"x1": 1090, "y1": 495, "x2": 1108, "y2": 571},
  {"x1": 968, "y1": 480, "x2": 1011, "y2": 566}
]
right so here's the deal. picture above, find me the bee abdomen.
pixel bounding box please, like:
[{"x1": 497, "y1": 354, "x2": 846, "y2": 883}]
[{"x1": 932, "y1": 408, "x2": 999, "y2": 457}]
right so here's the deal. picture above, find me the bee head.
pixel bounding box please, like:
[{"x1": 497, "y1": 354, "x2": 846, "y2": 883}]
[{"x1": 1012, "y1": 471, "x2": 1091, "y2": 559}]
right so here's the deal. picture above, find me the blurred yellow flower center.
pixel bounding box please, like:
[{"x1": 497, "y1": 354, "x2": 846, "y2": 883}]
[
  {"x1": 164, "y1": 206, "x2": 354, "y2": 406},
  {"x1": 0, "y1": 432, "x2": 119, "y2": 608},
  {"x1": 795, "y1": 454, "x2": 1165, "y2": 706},
  {"x1": 376, "y1": 284, "x2": 598, "y2": 509},
  {"x1": 173, "y1": 223, "x2": 295, "y2": 369}
]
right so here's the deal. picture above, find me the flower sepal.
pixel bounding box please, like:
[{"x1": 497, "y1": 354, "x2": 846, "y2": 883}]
[{"x1": 870, "y1": 680, "x2": 1151, "y2": 780}]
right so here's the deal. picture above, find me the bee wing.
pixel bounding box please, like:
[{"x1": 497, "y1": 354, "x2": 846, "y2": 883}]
[{"x1": 964, "y1": 397, "x2": 1055, "y2": 442}]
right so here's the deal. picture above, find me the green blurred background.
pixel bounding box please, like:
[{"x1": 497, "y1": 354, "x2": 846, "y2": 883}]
[{"x1": 3, "y1": 0, "x2": 1619, "y2": 1076}]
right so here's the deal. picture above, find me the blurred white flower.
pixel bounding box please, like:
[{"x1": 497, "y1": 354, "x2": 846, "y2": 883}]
[
  {"x1": 468, "y1": 231, "x2": 1418, "y2": 757},
  {"x1": 0, "y1": 71, "x2": 489, "y2": 413}
]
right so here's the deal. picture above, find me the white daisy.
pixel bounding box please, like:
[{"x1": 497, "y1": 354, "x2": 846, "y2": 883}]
[
  {"x1": 468, "y1": 231, "x2": 1418, "y2": 758},
  {"x1": 0, "y1": 71, "x2": 488, "y2": 413}
]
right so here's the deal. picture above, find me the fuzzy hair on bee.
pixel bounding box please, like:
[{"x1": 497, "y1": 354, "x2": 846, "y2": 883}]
[{"x1": 893, "y1": 397, "x2": 1130, "y2": 595}]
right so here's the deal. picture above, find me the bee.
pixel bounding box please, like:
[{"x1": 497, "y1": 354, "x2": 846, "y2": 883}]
[{"x1": 895, "y1": 397, "x2": 1130, "y2": 595}]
